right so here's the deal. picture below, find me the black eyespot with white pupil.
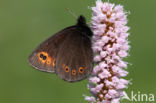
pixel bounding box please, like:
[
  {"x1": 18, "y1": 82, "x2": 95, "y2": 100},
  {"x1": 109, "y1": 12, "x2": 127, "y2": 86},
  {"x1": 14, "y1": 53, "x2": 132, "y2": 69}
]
[
  {"x1": 40, "y1": 54, "x2": 44, "y2": 58},
  {"x1": 65, "y1": 66, "x2": 70, "y2": 72},
  {"x1": 40, "y1": 54, "x2": 47, "y2": 60},
  {"x1": 43, "y1": 56, "x2": 47, "y2": 60},
  {"x1": 79, "y1": 67, "x2": 84, "y2": 73},
  {"x1": 66, "y1": 68, "x2": 69, "y2": 71}
]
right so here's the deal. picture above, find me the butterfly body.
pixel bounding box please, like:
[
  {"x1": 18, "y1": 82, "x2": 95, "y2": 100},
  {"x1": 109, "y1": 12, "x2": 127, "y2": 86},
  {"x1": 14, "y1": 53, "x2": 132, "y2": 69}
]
[{"x1": 28, "y1": 15, "x2": 93, "y2": 82}]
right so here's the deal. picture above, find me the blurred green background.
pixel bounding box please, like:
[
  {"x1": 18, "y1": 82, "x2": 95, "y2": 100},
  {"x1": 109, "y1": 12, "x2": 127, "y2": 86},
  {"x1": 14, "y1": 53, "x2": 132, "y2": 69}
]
[{"x1": 0, "y1": 0, "x2": 155, "y2": 103}]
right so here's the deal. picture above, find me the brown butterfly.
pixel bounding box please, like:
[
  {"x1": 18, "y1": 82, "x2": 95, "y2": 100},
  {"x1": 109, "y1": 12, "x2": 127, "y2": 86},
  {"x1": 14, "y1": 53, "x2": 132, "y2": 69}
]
[{"x1": 28, "y1": 15, "x2": 93, "y2": 82}]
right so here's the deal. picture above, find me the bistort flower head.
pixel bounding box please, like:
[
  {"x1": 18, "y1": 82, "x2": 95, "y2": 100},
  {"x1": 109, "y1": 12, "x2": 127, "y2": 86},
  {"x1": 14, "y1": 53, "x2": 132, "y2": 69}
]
[{"x1": 85, "y1": 0, "x2": 130, "y2": 103}]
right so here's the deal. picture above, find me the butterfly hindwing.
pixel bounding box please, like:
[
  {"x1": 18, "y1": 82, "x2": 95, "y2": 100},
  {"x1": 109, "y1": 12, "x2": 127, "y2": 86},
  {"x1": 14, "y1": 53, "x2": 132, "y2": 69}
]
[
  {"x1": 56, "y1": 27, "x2": 93, "y2": 82},
  {"x1": 28, "y1": 29, "x2": 68, "y2": 73}
]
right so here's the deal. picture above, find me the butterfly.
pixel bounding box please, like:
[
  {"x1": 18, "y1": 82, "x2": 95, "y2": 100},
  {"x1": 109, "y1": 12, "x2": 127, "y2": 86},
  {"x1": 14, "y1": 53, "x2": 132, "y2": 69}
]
[{"x1": 28, "y1": 15, "x2": 93, "y2": 82}]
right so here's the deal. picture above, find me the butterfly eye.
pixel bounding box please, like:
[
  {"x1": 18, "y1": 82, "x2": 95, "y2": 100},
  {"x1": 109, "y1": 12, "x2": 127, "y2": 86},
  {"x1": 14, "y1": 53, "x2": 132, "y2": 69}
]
[
  {"x1": 65, "y1": 66, "x2": 70, "y2": 72},
  {"x1": 79, "y1": 67, "x2": 84, "y2": 73},
  {"x1": 72, "y1": 70, "x2": 76, "y2": 75}
]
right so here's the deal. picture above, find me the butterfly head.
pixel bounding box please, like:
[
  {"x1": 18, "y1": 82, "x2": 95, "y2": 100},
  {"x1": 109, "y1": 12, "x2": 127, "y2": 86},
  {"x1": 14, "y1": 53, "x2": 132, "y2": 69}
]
[
  {"x1": 77, "y1": 15, "x2": 86, "y2": 26},
  {"x1": 76, "y1": 15, "x2": 93, "y2": 37}
]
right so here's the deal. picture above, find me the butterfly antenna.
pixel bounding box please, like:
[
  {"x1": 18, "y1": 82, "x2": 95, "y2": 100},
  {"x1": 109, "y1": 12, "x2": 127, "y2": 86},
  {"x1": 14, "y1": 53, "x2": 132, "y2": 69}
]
[{"x1": 65, "y1": 8, "x2": 77, "y2": 19}]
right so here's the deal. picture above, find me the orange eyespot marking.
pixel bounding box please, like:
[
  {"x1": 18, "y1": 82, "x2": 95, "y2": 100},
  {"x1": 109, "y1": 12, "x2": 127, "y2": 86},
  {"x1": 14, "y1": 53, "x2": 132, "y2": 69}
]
[
  {"x1": 46, "y1": 57, "x2": 52, "y2": 65},
  {"x1": 62, "y1": 64, "x2": 65, "y2": 68},
  {"x1": 72, "y1": 70, "x2": 76, "y2": 75},
  {"x1": 52, "y1": 58, "x2": 56, "y2": 68},
  {"x1": 65, "y1": 66, "x2": 70, "y2": 72},
  {"x1": 37, "y1": 52, "x2": 48, "y2": 63},
  {"x1": 38, "y1": 52, "x2": 43, "y2": 61},
  {"x1": 79, "y1": 67, "x2": 84, "y2": 73}
]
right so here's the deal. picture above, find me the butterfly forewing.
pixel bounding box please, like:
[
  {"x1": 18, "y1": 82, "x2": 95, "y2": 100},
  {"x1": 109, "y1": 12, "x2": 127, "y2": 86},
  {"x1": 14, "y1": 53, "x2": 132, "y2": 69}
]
[{"x1": 28, "y1": 29, "x2": 68, "y2": 73}]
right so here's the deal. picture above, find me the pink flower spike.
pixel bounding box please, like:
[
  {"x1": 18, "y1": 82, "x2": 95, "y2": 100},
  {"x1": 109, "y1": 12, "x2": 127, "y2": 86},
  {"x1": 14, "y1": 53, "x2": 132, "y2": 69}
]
[
  {"x1": 99, "y1": 61, "x2": 107, "y2": 69},
  {"x1": 92, "y1": 65, "x2": 101, "y2": 75},
  {"x1": 118, "y1": 50, "x2": 128, "y2": 58},
  {"x1": 85, "y1": 0, "x2": 130, "y2": 103},
  {"x1": 89, "y1": 77, "x2": 100, "y2": 84},
  {"x1": 98, "y1": 69, "x2": 111, "y2": 79},
  {"x1": 100, "y1": 51, "x2": 107, "y2": 58},
  {"x1": 120, "y1": 79, "x2": 129, "y2": 85},
  {"x1": 94, "y1": 55, "x2": 101, "y2": 62},
  {"x1": 95, "y1": 84, "x2": 104, "y2": 92},
  {"x1": 85, "y1": 96, "x2": 96, "y2": 103}
]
